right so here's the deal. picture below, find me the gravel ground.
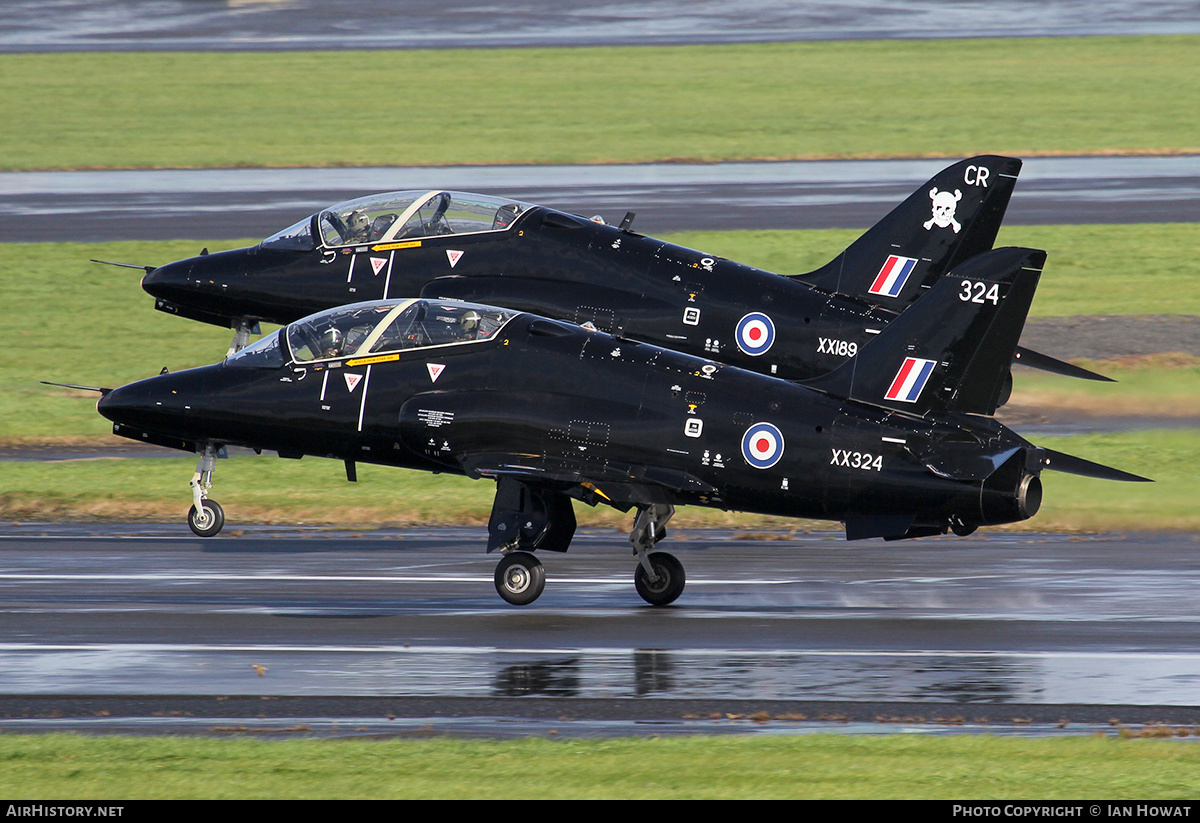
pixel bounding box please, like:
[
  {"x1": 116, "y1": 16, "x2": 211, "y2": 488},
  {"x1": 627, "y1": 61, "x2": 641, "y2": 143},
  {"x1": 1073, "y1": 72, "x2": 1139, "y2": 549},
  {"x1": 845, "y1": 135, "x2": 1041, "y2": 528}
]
[{"x1": 1022, "y1": 315, "x2": 1200, "y2": 360}]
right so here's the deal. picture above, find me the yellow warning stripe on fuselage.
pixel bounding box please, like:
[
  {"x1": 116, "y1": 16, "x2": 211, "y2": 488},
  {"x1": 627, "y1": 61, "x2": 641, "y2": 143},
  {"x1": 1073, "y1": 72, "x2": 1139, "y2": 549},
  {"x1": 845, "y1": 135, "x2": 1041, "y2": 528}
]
[
  {"x1": 346, "y1": 353, "x2": 401, "y2": 367},
  {"x1": 372, "y1": 241, "x2": 422, "y2": 251}
]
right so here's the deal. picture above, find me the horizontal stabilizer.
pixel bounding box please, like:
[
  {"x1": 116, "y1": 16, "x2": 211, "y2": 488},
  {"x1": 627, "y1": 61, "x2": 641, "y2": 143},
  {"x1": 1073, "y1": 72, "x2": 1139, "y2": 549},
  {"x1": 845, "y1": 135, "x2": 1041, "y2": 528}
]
[
  {"x1": 1041, "y1": 448, "x2": 1152, "y2": 483},
  {"x1": 1014, "y1": 347, "x2": 1115, "y2": 382}
]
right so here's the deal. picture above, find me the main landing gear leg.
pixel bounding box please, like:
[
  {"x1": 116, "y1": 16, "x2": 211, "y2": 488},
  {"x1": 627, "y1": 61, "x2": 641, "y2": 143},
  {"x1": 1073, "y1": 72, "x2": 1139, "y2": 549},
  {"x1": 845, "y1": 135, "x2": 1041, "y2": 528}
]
[
  {"x1": 225, "y1": 318, "x2": 261, "y2": 359},
  {"x1": 486, "y1": 478, "x2": 575, "y2": 605},
  {"x1": 630, "y1": 504, "x2": 685, "y2": 606},
  {"x1": 187, "y1": 444, "x2": 225, "y2": 537}
]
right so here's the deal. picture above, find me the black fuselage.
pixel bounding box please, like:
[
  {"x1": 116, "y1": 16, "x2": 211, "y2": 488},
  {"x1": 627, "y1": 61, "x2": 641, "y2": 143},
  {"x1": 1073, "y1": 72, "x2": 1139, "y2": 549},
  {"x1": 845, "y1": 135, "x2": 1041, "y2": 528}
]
[
  {"x1": 143, "y1": 207, "x2": 899, "y2": 381},
  {"x1": 99, "y1": 310, "x2": 1038, "y2": 532}
]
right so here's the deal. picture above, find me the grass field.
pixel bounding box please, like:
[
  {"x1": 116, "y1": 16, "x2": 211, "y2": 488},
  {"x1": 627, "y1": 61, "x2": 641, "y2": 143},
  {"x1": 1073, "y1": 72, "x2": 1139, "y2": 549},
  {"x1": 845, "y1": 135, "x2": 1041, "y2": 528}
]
[
  {"x1": 673, "y1": 223, "x2": 1200, "y2": 316},
  {"x1": 1, "y1": 429, "x2": 1195, "y2": 532},
  {"x1": 2, "y1": 36, "x2": 1197, "y2": 170},
  {"x1": 4, "y1": 226, "x2": 1196, "y2": 531},
  {"x1": 6, "y1": 224, "x2": 1199, "y2": 443},
  {"x1": 2, "y1": 733, "x2": 1200, "y2": 799}
]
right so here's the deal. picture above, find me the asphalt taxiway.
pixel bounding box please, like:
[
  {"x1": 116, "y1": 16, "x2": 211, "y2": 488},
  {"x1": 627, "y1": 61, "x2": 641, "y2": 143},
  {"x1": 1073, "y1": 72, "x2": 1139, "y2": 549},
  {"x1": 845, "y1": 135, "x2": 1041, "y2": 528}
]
[{"x1": 4, "y1": 155, "x2": 1199, "y2": 242}]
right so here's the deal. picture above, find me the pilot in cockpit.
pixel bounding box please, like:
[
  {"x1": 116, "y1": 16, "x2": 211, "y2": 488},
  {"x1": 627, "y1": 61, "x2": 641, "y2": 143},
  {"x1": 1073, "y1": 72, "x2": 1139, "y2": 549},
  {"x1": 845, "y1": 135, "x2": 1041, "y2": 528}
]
[
  {"x1": 457, "y1": 311, "x2": 482, "y2": 341},
  {"x1": 343, "y1": 210, "x2": 372, "y2": 244},
  {"x1": 320, "y1": 327, "x2": 345, "y2": 358},
  {"x1": 493, "y1": 203, "x2": 520, "y2": 230}
]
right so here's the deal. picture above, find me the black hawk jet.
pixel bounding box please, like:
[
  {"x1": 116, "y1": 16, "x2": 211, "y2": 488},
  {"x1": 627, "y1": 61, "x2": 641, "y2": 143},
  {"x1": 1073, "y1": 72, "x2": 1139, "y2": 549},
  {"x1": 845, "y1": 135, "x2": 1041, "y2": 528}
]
[
  {"x1": 94, "y1": 246, "x2": 1147, "y2": 606},
  {"x1": 129, "y1": 156, "x2": 1106, "y2": 386}
]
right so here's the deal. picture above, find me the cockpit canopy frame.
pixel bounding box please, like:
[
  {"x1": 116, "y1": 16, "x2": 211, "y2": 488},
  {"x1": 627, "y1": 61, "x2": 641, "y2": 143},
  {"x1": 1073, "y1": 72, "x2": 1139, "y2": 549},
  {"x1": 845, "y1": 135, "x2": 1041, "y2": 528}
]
[
  {"x1": 260, "y1": 190, "x2": 532, "y2": 252},
  {"x1": 281, "y1": 298, "x2": 519, "y2": 364}
]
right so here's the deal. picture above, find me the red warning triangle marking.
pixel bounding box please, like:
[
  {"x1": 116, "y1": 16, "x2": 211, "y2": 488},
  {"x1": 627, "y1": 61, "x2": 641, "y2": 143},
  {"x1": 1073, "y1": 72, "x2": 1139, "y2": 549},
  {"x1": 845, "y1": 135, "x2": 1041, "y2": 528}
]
[
  {"x1": 370, "y1": 257, "x2": 388, "y2": 275},
  {"x1": 427, "y1": 363, "x2": 445, "y2": 383},
  {"x1": 446, "y1": 250, "x2": 464, "y2": 268},
  {"x1": 344, "y1": 373, "x2": 363, "y2": 392}
]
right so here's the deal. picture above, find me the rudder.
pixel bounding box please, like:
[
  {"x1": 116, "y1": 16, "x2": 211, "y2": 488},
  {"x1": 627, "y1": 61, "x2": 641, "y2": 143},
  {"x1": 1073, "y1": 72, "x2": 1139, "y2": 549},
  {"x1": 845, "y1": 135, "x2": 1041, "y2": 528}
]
[
  {"x1": 795, "y1": 156, "x2": 1021, "y2": 309},
  {"x1": 803, "y1": 246, "x2": 1045, "y2": 417}
]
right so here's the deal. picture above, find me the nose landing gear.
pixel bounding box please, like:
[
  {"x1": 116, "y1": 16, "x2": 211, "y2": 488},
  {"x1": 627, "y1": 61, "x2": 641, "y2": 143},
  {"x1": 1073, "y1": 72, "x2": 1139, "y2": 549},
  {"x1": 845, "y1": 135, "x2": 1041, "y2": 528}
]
[
  {"x1": 188, "y1": 498, "x2": 225, "y2": 537},
  {"x1": 187, "y1": 443, "x2": 226, "y2": 537}
]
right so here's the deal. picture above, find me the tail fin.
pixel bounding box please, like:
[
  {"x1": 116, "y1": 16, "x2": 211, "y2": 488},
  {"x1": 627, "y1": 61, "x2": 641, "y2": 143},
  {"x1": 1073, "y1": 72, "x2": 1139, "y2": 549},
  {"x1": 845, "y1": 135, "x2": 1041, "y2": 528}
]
[
  {"x1": 805, "y1": 247, "x2": 1044, "y2": 417},
  {"x1": 794, "y1": 156, "x2": 1021, "y2": 308}
]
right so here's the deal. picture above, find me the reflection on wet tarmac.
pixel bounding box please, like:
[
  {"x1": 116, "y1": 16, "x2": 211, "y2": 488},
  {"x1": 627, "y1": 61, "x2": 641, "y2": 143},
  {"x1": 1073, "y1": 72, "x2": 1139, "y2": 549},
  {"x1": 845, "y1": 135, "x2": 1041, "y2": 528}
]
[
  {"x1": 4, "y1": 645, "x2": 1200, "y2": 706},
  {"x1": 2, "y1": 528, "x2": 1200, "y2": 716}
]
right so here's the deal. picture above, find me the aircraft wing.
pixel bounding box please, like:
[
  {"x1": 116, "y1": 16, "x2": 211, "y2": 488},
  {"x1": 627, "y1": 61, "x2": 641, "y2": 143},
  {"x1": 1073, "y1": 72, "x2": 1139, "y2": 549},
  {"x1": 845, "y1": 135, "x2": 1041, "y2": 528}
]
[
  {"x1": 400, "y1": 391, "x2": 718, "y2": 508},
  {"x1": 458, "y1": 451, "x2": 718, "y2": 508}
]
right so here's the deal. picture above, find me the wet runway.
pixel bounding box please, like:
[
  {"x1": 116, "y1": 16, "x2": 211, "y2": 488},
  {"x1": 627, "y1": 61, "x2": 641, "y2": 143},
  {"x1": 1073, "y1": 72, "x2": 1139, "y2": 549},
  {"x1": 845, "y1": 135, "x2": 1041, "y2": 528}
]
[
  {"x1": 2, "y1": 524, "x2": 1199, "y2": 736},
  {"x1": 4, "y1": 1, "x2": 1199, "y2": 52},
  {"x1": 4, "y1": 155, "x2": 1199, "y2": 242}
]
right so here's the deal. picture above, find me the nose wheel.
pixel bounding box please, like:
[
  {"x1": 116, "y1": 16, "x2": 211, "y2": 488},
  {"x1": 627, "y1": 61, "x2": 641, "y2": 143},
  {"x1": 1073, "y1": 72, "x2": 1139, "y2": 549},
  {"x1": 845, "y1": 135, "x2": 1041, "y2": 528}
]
[
  {"x1": 187, "y1": 443, "x2": 226, "y2": 537},
  {"x1": 188, "y1": 499, "x2": 225, "y2": 537},
  {"x1": 494, "y1": 551, "x2": 546, "y2": 605}
]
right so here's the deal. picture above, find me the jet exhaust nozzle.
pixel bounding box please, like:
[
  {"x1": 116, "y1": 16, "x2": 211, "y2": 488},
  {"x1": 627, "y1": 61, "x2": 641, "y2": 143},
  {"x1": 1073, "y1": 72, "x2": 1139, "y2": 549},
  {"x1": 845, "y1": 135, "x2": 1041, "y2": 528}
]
[{"x1": 978, "y1": 449, "x2": 1043, "y2": 526}]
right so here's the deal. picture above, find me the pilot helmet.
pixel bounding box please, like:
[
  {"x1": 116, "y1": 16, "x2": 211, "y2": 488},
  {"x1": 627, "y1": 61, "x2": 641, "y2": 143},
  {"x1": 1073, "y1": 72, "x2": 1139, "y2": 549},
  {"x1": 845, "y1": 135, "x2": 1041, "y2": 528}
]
[
  {"x1": 493, "y1": 203, "x2": 520, "y2": 230},
  {"x1": 459, "y1": 310, "x2": 481, "y2": 336},
  {"x1": 320, "y1": 327, "x2": 345, "y2": 355},
  {"x1": 346, "y1": 210, "x2": 370, "y2": 237}
]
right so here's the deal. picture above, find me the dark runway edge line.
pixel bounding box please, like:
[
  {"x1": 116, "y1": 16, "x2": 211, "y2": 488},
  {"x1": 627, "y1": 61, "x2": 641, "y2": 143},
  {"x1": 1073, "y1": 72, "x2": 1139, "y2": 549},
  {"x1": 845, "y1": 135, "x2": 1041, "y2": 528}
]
[{"x1": 3, "y1": 696, "x2": 1199, "y2": 728}]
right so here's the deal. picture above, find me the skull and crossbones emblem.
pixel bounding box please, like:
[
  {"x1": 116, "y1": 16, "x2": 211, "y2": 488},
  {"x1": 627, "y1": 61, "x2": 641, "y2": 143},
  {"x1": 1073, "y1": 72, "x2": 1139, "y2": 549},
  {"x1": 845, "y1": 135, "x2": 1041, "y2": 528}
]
[{"x1": 924, "y1": 187, "x2": 962, "y2": 233}]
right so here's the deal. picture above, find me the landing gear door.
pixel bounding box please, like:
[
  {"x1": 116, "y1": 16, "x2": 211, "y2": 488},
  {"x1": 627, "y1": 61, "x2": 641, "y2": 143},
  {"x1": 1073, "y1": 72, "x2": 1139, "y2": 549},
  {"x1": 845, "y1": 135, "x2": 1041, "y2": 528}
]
[{"x1": 398, "y1": 394, "x2": 472, "y2": 470}]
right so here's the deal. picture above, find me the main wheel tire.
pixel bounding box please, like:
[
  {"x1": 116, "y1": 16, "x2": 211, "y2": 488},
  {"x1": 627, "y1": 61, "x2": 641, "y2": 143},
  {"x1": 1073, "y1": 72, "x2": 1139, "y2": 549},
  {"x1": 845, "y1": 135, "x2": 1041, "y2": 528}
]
[
  {"x1": 634, "y1": 551, "x2": 685, "y2": 606},
  {"x1": 950, "y1": 518, "x2": 978, "y2": 537},
  {"x1": 494, "y1": 551, "x2": 546, "y2": 606},
  {"x1": 187, "y1": 499, "x2": 225, "y2": 537}
]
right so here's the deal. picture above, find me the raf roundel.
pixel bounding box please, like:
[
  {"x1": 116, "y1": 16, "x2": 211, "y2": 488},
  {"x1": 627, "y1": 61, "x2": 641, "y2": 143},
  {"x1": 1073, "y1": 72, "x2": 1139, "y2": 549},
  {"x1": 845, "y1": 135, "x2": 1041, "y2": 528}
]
[
  {"x1": 741, "y1": 422, "x2": 785, "y2": 469},
  {"x1": 735, "y1": 312, "x2": 775, "y2": 356}
]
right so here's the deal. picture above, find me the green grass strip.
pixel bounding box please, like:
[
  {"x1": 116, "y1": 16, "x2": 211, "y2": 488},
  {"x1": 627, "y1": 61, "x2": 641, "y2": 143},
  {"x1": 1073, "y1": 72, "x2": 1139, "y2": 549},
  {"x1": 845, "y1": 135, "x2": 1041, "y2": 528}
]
[
  {"x1": 1, "y1": 733, "x2": 1199, "y2": 799},
  {"x1": 1034, "y1": 430, "x2": 1200, "y2": 532},
  {"x1": 3, "y1": 36, "x2": 1198, "y2": 170},
  {"x1": 5, "y1": 225, "x2": 1198, "y2": 443},
  {"x1": 2, "y1": 430, "x2": 1195, "y2": 532},
  {"x1": 669, "y1": 223, "x2": 1200, "y2": 316}
]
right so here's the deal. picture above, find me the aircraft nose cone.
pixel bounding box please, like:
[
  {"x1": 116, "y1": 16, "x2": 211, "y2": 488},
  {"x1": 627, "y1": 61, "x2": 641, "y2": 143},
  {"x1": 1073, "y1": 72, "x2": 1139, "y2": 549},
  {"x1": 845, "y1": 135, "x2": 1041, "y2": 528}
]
[
  {"x1": 96, "y1": 381, "x2": 154, "y2": 427},
  {"x1": 140, "y1": 248, "x2": 255, "y2": 326},
  {"x1": 141, "y1": 258, "x2": 194, "y2": 301},
  {"x1": 97, "y1": 373, "x2": 196, "y2": 434}
]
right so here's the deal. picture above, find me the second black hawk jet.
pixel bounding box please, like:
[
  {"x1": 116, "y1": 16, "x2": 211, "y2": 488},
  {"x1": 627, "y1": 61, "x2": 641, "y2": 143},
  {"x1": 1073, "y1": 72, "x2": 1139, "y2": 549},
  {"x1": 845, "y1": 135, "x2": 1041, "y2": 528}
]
[
  {"x1": 131, "y1": 156, "x2": 1106, "y2": 386},
  {"x1": 95, "y1": 247, "x2": 1147, "y2": 606}
]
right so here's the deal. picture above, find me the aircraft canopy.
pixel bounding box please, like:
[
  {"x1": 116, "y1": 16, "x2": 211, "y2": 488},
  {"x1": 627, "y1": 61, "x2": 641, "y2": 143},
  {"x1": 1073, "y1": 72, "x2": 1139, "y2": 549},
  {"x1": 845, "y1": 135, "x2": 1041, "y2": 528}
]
[
  {"x1": 281, "y1": 298, "x2": 519, "y2": 364},
  {"x1": 261, "y1": 191, "x2": 533, "y2": 251}
]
